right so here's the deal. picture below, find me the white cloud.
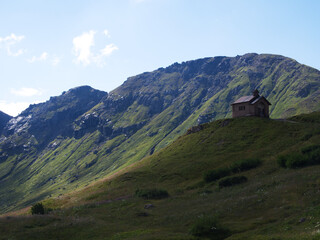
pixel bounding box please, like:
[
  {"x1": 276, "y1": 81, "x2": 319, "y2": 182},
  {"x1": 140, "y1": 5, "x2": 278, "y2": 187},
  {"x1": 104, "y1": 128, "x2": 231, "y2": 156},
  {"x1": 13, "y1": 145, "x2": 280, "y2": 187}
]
[
  {"x1": 27, "y1": 52, "x2": 48, "y2": 63},
  {"x1": 72, "y1": 30, "x2": 118, "y2": 66},
  {"x1": 100, "y1": 44, "x2": 119, "y2": 56},
  {"x1": 0, "y1": 34, "x2": 24, "y2": 43},
  {"x1": 72, "y1": 30, "x2": 95, "y2": 66},
  {"x1": 11, "y1": 88, "x2": 43, "y2": 97},
  {"x1": 0, "y1": 101, "x2": 31, "y2": 117},
  {"x1": 8, "y1": 49, "x2": 24, "y2": 57},
  {"x1": 27, "y1": 52, "x2": 62, "y2": 66},
  {"x1": 0, "y1": 33, "x2": 25, "y2": 57}
]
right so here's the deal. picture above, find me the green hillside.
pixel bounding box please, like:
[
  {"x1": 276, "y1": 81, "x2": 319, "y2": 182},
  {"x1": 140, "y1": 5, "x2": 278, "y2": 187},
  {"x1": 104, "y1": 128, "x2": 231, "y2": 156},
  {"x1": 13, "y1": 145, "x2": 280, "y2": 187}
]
[
  {"x1": 1, "y1": 112, "x2": 320, "y2": 239},
  {"x1": 0, "y1": 53, "x2": 320, "y2": 214}
]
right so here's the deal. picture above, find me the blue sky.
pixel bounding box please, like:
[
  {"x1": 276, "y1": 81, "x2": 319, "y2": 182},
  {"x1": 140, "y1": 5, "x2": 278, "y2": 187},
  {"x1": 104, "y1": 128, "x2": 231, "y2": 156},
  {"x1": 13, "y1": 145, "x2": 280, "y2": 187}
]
[{"x1": 0, "y1": 0, "x2": 319, "y2": 116}]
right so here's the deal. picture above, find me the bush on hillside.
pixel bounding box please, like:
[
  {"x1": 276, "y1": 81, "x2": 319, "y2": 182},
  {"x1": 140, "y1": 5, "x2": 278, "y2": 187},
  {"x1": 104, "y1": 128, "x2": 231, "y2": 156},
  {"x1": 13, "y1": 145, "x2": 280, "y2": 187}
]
[
  {"x1": 135, "y1": 188, "x2": 169, "y2": 199},
  {"x1": 31, "y1": 202, "x2": 45, "y2": 215},
  {"x1": 204, "y1": 168, "x2": 230, "y2": 183},
  {"x1": 204, "y1": 158, "x2": 261, "y2": 183},
  {"x1": 301, "y1": 145, "x2": 320, "y2": 154},
  {"x1": 190, "y1": 216, "x2": 231, "y2": 240},
  {"x1": 277, "y1": 145, "x2": 320, "y2": 169},
  {"x1": 218, "y1": 176, "x2": 247, "y2": 188},
  {"x1": 230, "y1": 158, "x2": 261, "y2": 173},
  {"x1": 284, "y1": 153, "x2": 308, "y2": 168},
  {"x1": 308, "y1": 148, "x2": 320, "y2": 165},
  {"x1": 277, "y1": 155, "x2": 287, "y2": 168}
]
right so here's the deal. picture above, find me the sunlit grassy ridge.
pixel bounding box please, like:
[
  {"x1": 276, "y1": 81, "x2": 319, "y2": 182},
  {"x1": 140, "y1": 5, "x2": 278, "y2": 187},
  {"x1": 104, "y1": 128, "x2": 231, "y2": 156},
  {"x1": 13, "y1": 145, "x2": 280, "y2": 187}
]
[{"x1": 2, "y1": 112, "x2": 320, "y2": 239}]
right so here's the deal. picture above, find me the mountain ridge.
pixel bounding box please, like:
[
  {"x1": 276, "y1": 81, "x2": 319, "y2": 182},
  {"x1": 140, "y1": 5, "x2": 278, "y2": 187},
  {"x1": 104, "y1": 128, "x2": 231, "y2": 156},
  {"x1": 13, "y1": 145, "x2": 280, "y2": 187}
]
[
  {"x1": 2, "y1": 86, "x2": 106, "y2": 146},
  {"x1": 0, "y1": 53, "x2": 320, "y2": 213}
]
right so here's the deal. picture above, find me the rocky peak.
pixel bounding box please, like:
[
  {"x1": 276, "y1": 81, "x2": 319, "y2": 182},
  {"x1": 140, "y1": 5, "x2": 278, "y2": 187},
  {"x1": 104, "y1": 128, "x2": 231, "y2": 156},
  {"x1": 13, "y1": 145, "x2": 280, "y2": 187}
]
[
  {"x1": 63, "y1": 85, "x2": 100, "y2": 96},
  {"x1": 3, "y1": 86, "x2": 107, "y2": 147}
]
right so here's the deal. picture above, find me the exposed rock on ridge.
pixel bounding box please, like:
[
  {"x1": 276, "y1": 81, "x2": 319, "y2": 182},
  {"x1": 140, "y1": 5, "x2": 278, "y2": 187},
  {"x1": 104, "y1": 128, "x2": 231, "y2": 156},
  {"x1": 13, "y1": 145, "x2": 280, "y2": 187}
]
[{"x1": 0, "y1": 111, "x2": 12, "y2": 135}]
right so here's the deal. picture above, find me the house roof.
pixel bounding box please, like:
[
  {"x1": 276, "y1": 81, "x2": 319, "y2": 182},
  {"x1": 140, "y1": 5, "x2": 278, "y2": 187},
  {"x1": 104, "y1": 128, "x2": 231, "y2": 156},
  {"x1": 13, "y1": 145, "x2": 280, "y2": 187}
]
[
  {"x1": 251, "y1": 96, "x2": 271, "y2": 105},
  {"x1": 231, "y1": 94, "x2": 271, "y2": 105},
  {"x1": 231, "y1": 95, "x2": 255, "y2": 104}
]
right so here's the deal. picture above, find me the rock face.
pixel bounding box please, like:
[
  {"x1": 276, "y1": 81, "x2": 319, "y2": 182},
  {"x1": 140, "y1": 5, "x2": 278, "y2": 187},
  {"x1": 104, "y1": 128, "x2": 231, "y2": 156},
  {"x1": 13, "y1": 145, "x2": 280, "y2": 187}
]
[
  {"x1": 0, "y1": 53, "x2": 320, "y2": 213},
  {"x1": 0, "y1": 111, "x2": 11, "y2": 135},
  {"x1": 2, "y1": 86, "x2": 106, "y2": 151}
]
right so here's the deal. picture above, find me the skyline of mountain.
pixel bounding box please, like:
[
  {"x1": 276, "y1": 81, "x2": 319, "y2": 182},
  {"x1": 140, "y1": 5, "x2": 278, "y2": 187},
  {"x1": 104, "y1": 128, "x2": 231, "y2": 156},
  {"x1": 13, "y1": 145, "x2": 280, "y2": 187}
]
[{"x1": 0, "y1": 53, "x2": 319, "y2": 213}]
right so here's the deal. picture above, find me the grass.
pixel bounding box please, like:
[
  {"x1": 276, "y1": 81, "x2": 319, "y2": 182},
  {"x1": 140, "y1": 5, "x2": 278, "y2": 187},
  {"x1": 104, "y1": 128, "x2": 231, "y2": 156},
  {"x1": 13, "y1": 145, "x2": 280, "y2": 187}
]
[
  {"x1": 204, "y1": 158, "x2": 261, "y2": 183},
  {"x1": 135, "y1": 188, "x2": 169, "y2": 199},
  {"x1": 229, "y1": 158, "x2": 261, "y2": 173},
  {"x1": 218, "y1": 176, "x2": 248, "y2": 188},
  {"x1": 1, "y1": 113, "x2": 320, "y2": 239},
  {"x1": 190, "y1": 216, "x2": 231, "y2": 239},
  {"x1": 204, "y1": 167, "x2": 231, "y2": 182}
]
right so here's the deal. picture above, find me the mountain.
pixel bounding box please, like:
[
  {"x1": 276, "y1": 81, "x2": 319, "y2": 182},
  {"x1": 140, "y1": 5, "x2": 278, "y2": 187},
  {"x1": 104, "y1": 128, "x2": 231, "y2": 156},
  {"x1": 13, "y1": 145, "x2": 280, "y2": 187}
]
[
  {"x1": 0, "y1": 111, "x2": 11, "y2": 135},
  {"x1": 0, "y1": 53, "x2": 320, "y2": 213},
  {"x1": 1, "y1": 111, "x2": 320, "y2": 239},
  {"x1": 3, "y1": 85, "x2": 106, "y2": 146}
]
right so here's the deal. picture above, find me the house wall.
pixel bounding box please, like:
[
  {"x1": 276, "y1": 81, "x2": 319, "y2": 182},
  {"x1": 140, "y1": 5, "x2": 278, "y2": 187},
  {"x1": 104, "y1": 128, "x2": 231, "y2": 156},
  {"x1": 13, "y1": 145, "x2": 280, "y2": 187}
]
[
  {"x1": 232, "y1": 99, "x2": 270, "y2": 118},
  {"x1": 232, "y1": 103, "x2": 251, "y2": 118},
  {"x1": 252, "y1": 99, "x2": 269, "y2": 117}
]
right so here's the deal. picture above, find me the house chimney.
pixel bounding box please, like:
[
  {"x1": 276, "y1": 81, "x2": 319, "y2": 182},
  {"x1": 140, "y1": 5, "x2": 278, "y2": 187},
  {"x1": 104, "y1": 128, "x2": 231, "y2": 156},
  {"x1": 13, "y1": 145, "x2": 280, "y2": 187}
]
[{"x1": 253, "y1": 89, "x2": 259, "y2": 97}]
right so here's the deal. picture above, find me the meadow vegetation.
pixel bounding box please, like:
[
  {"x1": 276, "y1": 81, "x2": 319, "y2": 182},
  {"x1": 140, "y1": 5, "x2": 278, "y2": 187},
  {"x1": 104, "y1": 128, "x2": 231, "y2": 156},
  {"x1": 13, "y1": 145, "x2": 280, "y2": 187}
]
[
  {"x1": 218, "y1": 176, "x2": 248, "y2": 188},
  {"x1": 277, "y1": 144, "x2": 320, "y2": 168},
  {"x1": 204, "y1": 158, "x2": 261, "y2": 183},
  {"x1": 190, "y1": 216, "x2": 231, "y2": 240},
  {"x1": 135, "y1": 188, "x2": 169, "y2": 199},
  {"x1": 1, "y1": 112, "x2": 320, "y2": 239},
  {"x1": 30, "y1": 203, "x2": 44, "y2": 215}
]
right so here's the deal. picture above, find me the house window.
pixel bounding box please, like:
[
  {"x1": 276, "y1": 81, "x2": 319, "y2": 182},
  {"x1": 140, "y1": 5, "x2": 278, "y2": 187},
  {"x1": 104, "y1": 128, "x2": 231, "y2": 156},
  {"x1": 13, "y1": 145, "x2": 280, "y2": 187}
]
[{"x1": 239, "y1": 106, "x2": 245, "y2": 111}]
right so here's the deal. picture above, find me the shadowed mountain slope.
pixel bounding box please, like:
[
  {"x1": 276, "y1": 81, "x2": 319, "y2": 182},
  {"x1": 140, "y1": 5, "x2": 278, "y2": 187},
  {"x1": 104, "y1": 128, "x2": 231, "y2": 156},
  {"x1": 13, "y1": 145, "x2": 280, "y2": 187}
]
[{"x1": 0, "y1": 111, "x2": 11, "y2": 135}]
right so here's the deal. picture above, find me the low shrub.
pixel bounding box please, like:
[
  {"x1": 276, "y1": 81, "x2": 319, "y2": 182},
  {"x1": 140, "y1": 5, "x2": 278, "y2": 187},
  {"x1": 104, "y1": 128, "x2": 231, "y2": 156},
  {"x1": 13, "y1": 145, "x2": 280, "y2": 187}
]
[
  {"x1": 278, "y1": 145, "x2": 320, "y2": 169},
  {"x1": 284, "y1": 153, "x2": 308, "y2": 168},
  {"x1": 218, "y1": 176, "x2": 247, "y2": 188},
  {"x1": 204, "y1": 158, "x2": 261, "y2": 183},
  {"x1": 31, "y1": 202, "x2": 45, "y2": 215},
  {"x1": 301, "y1": 144, "x2": 320, "y2": 154},
  {"x1": 277, "y1": 155, "x2": 287, "y2": 168},
  {"x1": 190, "y1": 216, "x2": 231, "y2": 240},
  {"x1": 230, "y1": 158, "x2": 261, "y2": 173},
  {"x1": 135, "y1": 188, "x2": 169, "y2": 199},
  {"x1": 308, "y1": 148, "x2": 320, "y2": 165},
  {"x1": 204, "y1": 168, "x2": 230, "y2": 183}
]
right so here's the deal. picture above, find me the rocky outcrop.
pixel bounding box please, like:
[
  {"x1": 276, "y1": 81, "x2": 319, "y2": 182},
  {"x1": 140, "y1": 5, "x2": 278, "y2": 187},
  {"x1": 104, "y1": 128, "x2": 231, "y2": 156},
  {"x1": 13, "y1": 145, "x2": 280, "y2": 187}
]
[
  {"x1": 0, "y1": 111, "x2": 12, "y2": 135},
  {"x1": 186, "y1": 125, "x2": 204, "y2": 135},
  {"x1": 74, "y1": 112, "x2": 100, "y2": 139},
  {"x1": 2, "y1": 86, "x2": 107, "y2": 148}
]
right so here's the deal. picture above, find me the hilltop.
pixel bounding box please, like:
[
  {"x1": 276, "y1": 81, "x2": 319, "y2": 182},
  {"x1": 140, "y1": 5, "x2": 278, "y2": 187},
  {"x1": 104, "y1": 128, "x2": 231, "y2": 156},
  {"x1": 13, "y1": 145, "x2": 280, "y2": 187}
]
[
  {"x1": 0, "y1": 53, "x2": 320, "y2": 213},
  {"x1": 1, "y1": 112, "x2": 320, "y2": 239}
]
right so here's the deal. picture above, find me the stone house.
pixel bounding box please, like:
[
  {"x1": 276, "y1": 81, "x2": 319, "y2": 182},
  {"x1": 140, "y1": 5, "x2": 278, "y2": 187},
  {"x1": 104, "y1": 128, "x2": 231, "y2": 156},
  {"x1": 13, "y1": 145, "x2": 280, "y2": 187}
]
[{"x1": 231, "y1": 90, "x2": 271, "y2": 118}]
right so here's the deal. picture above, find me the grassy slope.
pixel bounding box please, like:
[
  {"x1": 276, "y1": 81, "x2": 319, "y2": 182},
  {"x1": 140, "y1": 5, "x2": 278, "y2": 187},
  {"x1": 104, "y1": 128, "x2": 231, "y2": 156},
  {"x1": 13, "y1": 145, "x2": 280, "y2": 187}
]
[
  {"x1": 1, "y1": 54, "x2": 320, "y2": 214},
  {"x1": 1, "y1": 112, "x2": 320, "y2": 239}
]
